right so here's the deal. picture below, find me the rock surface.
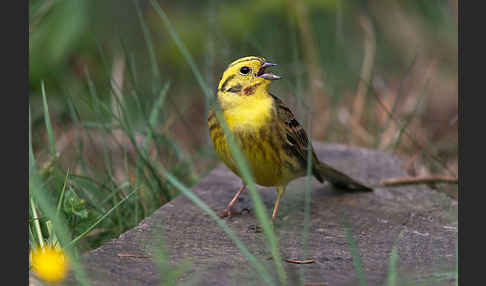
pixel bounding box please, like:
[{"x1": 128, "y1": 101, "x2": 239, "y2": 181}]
[{"x1": 63, "y1": 143, "x2": 457, "y2": 286}]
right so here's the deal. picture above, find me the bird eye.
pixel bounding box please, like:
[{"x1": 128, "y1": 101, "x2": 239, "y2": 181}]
[{"x1": 239, "y1": 66, "x2": 251, "y2": 75}]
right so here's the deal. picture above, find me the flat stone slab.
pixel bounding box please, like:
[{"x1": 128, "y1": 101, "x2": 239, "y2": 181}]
[{"x1": 63, "y1": 143, "x2": 457, "y2": 285}]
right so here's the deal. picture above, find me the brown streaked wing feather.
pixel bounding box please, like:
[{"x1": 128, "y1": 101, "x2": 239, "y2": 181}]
[
  {"x1": 270, "y1": 94, "x2": 324, "y2": 182},
  {"x1": 270, "y1": 94, "x2": 371, "y2": 191},
  {"x1": 208, "y1": 108, "x2": 221, "y2": 136},
  {"x1": 207, "y1": 108, "x2": 216, "y2": 126}
]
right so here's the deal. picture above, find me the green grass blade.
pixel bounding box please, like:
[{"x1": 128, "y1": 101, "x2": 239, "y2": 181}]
[
  {"x1": 158, "y1": 165, "x2": 276, "y2": 286},
  {"x1": 56, "y1": 169, "x2": 70, "y2": 217},
  {"x1": 289, "y1": 11, "x2": 305, "y2": 121},
  {"x1": 145, "y1": 82, "x2": 171, "y2": 154},
  {"x1": 149, "y1": 0, "x2": 211, "y2": 98},
  {"x1": 41, "y1": 81, "x2": 56, "y2": 157},
  {"x1": 30, "y1": 197, "x2": 45, "y2": 249},
  {"x1": 69, "y1": 190, "x2": 136, "y2": 247},
  {"x1": 386, "y1": 247, "x2": 398, "y2": 286},
  {"x1": 29, "y1": 224, "x2": 37, "y2": 249},
  {"x1": 30, "y1": 174, "x2": 91, "y2": 286},
  {"x1": 455, "y1": 244, "x2": 458, "y2": 286},
  {"x1": 392, "y1": 77, "x2": 431, "y2": 152},
  {"x1": 150, "y1": 2, "x2": 286, "y2": 283},
  {"x1": 298, "y1": 122, "x2": 314, "y2": 286},
  {"x1": 149, "y1": 82, "x2": 171, "y2": 129},
  {"x1": 150, "y1": 228, "x2": 192, "y2": 286},
  {"x1": 343, "y1": 218, "x2": 367, "y2": 286},
  {"x1": 134, "y1": 0, "x2": 160, "y2": 80},
  {"x1": 29, "y1": 105, "x2": 36, "y2": 175},
  {"x1": 386, "y1": 229, "x2": 406, "y2": 286}
]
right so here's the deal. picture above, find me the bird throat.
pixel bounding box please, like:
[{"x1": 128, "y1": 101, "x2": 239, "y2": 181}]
[{"x1": 222, "y1": 92, "x2": 274, "y2": 132}]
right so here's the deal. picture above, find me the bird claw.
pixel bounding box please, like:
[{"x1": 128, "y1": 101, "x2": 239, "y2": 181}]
[
  {"x1": 218, "y1": 209, "x2": 232, "y2": 218},
  {"x1": 219, "y1": 208, "x2": 250, "y2": 218}
]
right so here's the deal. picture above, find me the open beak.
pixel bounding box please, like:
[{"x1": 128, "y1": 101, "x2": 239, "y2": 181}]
[{"x1": 257, "y1": 61, "x2": 281, "y2": 80}]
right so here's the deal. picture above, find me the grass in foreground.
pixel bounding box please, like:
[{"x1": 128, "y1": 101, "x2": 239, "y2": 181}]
[{"x1": 29, "y1": 0, "x2": 457, "y2": 285}]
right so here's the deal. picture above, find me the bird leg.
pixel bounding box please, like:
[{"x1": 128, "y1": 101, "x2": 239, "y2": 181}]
[
  {"x1": 219, "y1": 183, "x2": 246, "y2": 218},
  {"x1": 271, "y1": 186, "x2": 286, "y2": 222}
]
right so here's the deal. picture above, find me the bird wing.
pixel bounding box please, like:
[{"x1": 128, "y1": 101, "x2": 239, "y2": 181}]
[
  {"x1": 270, "y1": 94, "x2": 372, "y2": 191},
  {"x1": 270, "y1": 94, "x2": 324, "y2": 182}
]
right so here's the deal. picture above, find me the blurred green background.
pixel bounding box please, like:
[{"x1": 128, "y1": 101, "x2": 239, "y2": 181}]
[{"x1": 29, "y1": 0, "x2": 457, "y2": 252}]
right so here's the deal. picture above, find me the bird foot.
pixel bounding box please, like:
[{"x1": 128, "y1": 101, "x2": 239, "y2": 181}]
[{"x1": 219, "y1": 207, "x2": 250, "y2": 219}]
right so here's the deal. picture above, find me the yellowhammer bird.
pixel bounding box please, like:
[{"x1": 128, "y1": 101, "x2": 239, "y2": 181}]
[{"x1": 208, "y1": 56, "x2": 371, "y2": 222}]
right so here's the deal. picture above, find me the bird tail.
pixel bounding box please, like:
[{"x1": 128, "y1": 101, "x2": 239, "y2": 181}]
[{"x1": 314, "y1": 161, "x2": 372, "y2": 191}]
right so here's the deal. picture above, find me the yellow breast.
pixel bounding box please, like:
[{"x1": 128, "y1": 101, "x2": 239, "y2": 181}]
[
  {"x1": 209, "y1": 96, "x2": 298, "y2": 186},
  {"x1": 222, "y1": 94, "x2": 274, "y2": 131}
]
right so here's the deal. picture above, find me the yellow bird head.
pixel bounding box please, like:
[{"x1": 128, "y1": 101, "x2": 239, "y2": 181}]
[{"x1": 216, "y1": 56, "x2": 280, "y2": 109}]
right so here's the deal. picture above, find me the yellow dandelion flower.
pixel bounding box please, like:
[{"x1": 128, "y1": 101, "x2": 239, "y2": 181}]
[{"x1": 30, "y1": 245, "x2": 69, "y2": 283}]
